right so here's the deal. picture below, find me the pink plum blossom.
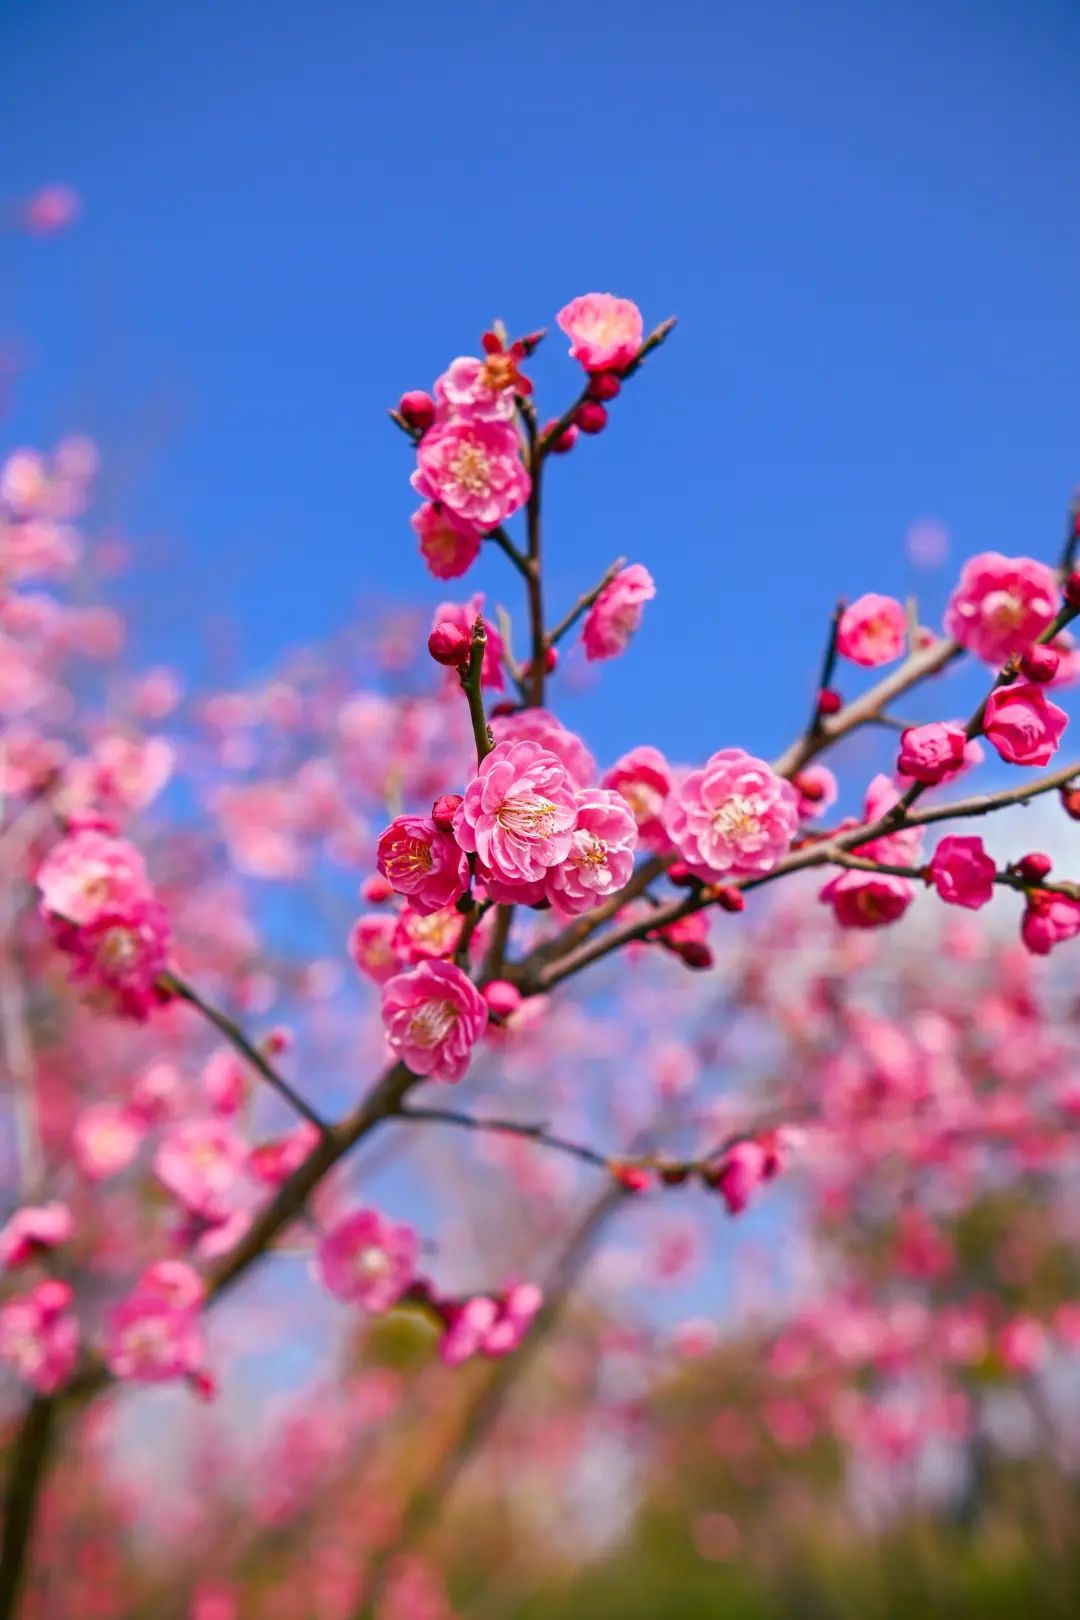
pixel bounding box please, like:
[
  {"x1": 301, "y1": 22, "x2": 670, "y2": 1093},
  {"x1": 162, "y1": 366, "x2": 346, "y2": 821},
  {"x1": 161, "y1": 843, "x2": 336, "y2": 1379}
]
[
  {"x1": 944, "y1": 553, "x2": 1059, "y2": 665},
  {"x1": 582, "y1": 564, "x2": 655, "y2": 661},
  {"x1": 380, "y1": 960, "x2": 488, "y2": 1083},
  {"x1": 928, "y1": 836, "x2": 997, "y2": 909},
  {"x1": 556, "y1": 294, "x2": 643, "y2": 372},
  {"x1": 1021, "y1": 891, "x2": 1080, "y2": 955},
  {"x1": 410, "y1": 502, "x2": 482, "y2": 580},
  {"x1": 602, "y1": 745, "x2": 673, "y2": 849},
  {"x1": 0, "y1": 1202, "x2": 74, "y2": 1268},
  {"x1": 36, "y1": 826, "x2": 148, "y2": 926},
  {"x1": 154, "y1": 1118, "x2": 248, "y2": 1221},
  {"x1": 413, "y1": 419, "x2": 530, "y2": 530},
  {"x1": 836, "y1": 594, "x2": 907, "y2": 667},
  {"x1": 59, "y1": 900, "x2": 172, "y2": 1019},
  {"x1": 0, "y1": 1280, "x2": 79, "y2": 1393},
  {"x1": 431, "y1": 594, "x2": 504, "y2": 690},
  {"x1": 983, "y1": 682, "x2": 1068, "y2": 766},
  {"x1": 792, "y1": 764, "x2": 838, "y2": 821},
  {"x1": 391, "y1": 903, "x2": 465, "y2": 964},
  {"x1": 489, "y1": 707, "x2": 596, "y2": 787},
  {"x1": 712, "y1": 1140, "x2": 774, "y2": 1216},
  {"x1": 248, "y1": 1122, "x2": 321, "y2": 1185},
  {"x1": 819, "y1": 870, "x2": 916, "y2": 929},
  {"x1": 72, "y1": 1102, "x2": 145, "y2": 1179},
  {"x1": 315, "y1": 1208, "x2": 417, "y2": 1311},
  {"x1": 433, "y1": 356, "x2": 517, "y2": 423},
  {"x1": 896, "y1": 722, "x2": 968, "y2": 785},
  {"x1": 348, "y1": 914, "x2": 400, "y2": 984},
  {"x1": 105, "y1": 1293, "x2": 206, "y2": 1385},
  {"x1": 545, "y1": 787, "x2": 638, "y2": 914},
  {"x1": 453, "y1": 738, "x2": 578, "y2": 885},
  {"x1": 376, "y1": 814, "x2": 469, "y2": 915},
  {"x1": 662, "y1": 748, "x2": 798, "y2": 880}
]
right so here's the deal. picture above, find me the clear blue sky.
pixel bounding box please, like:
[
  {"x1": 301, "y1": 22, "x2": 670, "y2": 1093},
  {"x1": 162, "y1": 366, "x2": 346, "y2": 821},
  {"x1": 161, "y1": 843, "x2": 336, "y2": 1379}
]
[{"x1": 6, "y1": 0, "x2": 1080, "y2": 773}]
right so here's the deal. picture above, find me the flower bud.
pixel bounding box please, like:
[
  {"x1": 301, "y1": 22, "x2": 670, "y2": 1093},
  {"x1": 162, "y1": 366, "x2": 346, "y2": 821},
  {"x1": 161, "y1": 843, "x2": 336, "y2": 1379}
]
[
  {"x1": 658, "y1": 1162, "x2": 690, "y2": 1187},
  {"x1": 483, "y1": 979, "x2": 522, "y2": 1018},
  {"x1": 1015, "y1": 851, "x2": 1052, "y2": 883},
  {"x1": 668, "y1": 862, "x2": 699, "y2": 888},
  {"x1": 712, "y1": 886, "x2": 745, "y2": 913},
  {"x1": 431, "y1": 794, "x2": 463, "y2": 831},
  {"x1": 573, "y1": 401, "x2": 608, "y2": 435},
  {"x1": 1019, "y1": 644, "x2": 1060, "y2": 683},
  {"x1": 611, "y1": 1163, "x2": 651, "y2": 1193},
  {"x1": 678, "y1": 940, "x2": 714, "y2": 970},
  {"x1": 398, "y1": 390, "x2": 435, "y2": 432},
  {"x1": 428, "y1": 621, "x2": 470, "y2": 667},
  {"x1": 541, "y1": 418, "x2": 577, "y2": 454},
  {"x1": 587, "y1": 372, "x2": 621, "y2": 401},
  {"x1": 817, "y1": 688, "x2": 843, "y2": 716},
  {"x1": 1061, "y1": 785, "x2": 1080, "y2": 821},
  {"x1": 522, "y1": 647, "x2": 559, "y2": 681},
  {"x1": 1064, "y1": 571, "x2": 1080, "y2": 610},
  {"x1": 361, "y1": 874, "x2": 394, "y2": 904}
]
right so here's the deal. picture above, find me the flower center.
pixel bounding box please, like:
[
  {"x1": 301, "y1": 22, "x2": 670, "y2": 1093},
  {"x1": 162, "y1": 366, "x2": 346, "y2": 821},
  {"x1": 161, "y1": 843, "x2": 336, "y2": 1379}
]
[
  {"x1": 622, "y1": 782, "x2": 662, "y2": 823},
  {"x1": 355, "y1": 1245, "x2": 392, "y2": 1280},
  {"x1": 574, "y1": 833, "x2": 608, "y2": 868},
  {"x1": 982, "y1": 590, "x2": 1023, "y2": 630},
  {"x1": 96, "y1": 926, "x2": 139, "y2": 971},
  {"x1": 496, "y1": 793, "x2": 557, "y2": 840},
  {"x1": 408, "y1": 998, "x2": 459, "y2": 1048},
  {"x1": 712, "y1": 794, "x2": 763, "y2": 845},
  {"x1": 385, "y1": 836, "x2": 434, "y2": 881},
  {"x1": 450, "y1": 442, "x2": 491, "y2": 494},
  {"x1": 478, "y1": 354, "x2": 518, "y2": 393}
]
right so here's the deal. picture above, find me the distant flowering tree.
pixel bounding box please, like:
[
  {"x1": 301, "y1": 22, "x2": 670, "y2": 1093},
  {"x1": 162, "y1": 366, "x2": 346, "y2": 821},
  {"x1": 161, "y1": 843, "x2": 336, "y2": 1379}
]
[{"x1": 1, "y1": 255, "x2": 1080, "y2": 1620}]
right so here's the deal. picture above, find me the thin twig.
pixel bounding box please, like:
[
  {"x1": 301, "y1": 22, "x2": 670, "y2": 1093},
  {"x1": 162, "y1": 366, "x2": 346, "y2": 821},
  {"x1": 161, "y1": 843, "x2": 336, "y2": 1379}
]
[
  {"x1": 545, "y1": 556, "x2": 627, "y2": 651},
  {"x1": 458, "y1": 615, "x2": 494, "y2": 764}
]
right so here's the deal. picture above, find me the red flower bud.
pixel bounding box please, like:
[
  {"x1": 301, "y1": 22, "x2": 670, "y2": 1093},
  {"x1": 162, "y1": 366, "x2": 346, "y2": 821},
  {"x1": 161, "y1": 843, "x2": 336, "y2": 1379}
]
[
  {"x1": 573, "y1": 401, "x2": 608, "y2": 435},
  {"x1": 541, "y1": 418, "x2": 577, "y2": 454},
  {"x1": 431, "y1": 794, "x2": 463, "y2": 831},
  {"x1": 668, "y1": 862, "x2": 699, "y2": 888},
  {"x1": 1061, "y1": 785, "x2": 1080, "y2": 821},
  {"x1": 398, "y1": 390, "x2": 435, "y2": 432},
  {"x1": 678, "y1": 941, "x2": 714, "y2": 970},
  {"x1": 1019, "y1": 644, "x2": 1060, "y2": 683},
  {"x1": 658, "y1": 1163, "x2": 690, "y2": 1187},
  {"x1": 587, "y1": 372, "x2": 621, "y2": 401},
  {"x1": 1064, "y1": 571, "x2": 1080, "y2": 610},
  {"x1": 483, "y1": 979, "x2": 522, "y2": 1018},
  {"x1": 489, "y1": 700, "x2": 517, "y2": 718},
  {"x1": 611, "y1": 1163, "x2": 651, "y2": 1193},
  {"x1": 713, "y1": 886, "x2": 745, "y2": 913},
  {"x1": 817, "y1": 688, "x2": 843, "y2": 716},
  {"x1": 522, "y1": 646, "x2": 559, "y2": 681},
  {"x1": 428, "y1": 621, "x2": 470, "y2": 667},
  {"x1": 1016, "y1": 851, "x2": 1053, "y2": 883},
  {"x1": 361, "y1": 874, "x2": 394, "y2": 904},
  {"x1": 792, "y1": 772, "x2": 825, "y2": 803}
]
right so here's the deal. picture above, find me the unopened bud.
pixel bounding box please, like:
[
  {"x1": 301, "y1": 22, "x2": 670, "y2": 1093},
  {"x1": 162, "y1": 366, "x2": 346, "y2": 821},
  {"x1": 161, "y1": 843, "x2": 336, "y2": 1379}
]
[
  {"x1": 1019, "y1": 644, "x2": 1060, "y2": 683},
  {"x1": 483, "y1": 979, "x2": 522, "y2": 1018},
  {"x1": 1015, "y1": 851, "x2": 1052, "y2": 883},
  {"x1": 587, "y1": 372, "x2": 621, "y2": 401},
  {"x1": 431, "y1": 794, "x2": 463, "y2": 831},
  {"x1": 398, "y1": 390, "x2": 435, "y2": 432},
  {"x1": 817, "y1": 688, "x2": 843, "y2": 717},
  {"x1": 573, "y1": 401, "x2": 608, "y2": 434},
  {"x1": 428, "y1": 621, "x2": 470, "y2": 667},
  {"x1": 361, "y1": 874, "x2": 394, "y2": 904}
]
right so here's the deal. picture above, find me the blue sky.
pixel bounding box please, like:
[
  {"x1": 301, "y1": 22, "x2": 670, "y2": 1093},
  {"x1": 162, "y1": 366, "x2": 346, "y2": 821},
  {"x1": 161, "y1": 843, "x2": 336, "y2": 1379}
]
[{"x1": 6, "y1": 0, "x2": 1080, "y2": 774}]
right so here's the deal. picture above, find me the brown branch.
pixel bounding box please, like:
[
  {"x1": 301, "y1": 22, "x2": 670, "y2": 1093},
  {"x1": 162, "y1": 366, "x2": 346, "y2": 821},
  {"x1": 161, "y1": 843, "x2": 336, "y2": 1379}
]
[
  {"x1": 803, "y1": 598, "x2": 846, "y2": 741},
  {"x1": 536, "y1": 316, "x2": 678, "y2": 458},
  {"x1": 545, "y1": 556, "x2": 627, "y2": 651},
  {"x1": 0, "y1": 1396, "x2": 56, "y2": 1619},
  {"x1": 459, "y1": 615, "x2": 494, "y2": 765}
]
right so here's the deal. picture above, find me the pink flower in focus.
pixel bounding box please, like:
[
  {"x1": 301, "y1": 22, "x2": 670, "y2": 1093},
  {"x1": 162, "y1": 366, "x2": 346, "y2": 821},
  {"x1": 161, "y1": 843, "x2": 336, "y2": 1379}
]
[
  {"x1": 315, "y1": 1208, "x2": 417, "y2": 1311},
  {"x1": 545, "y1": 788, "x2": 638, "y2": 914},
  {"x1": 489, "y1": 707, "x2": 596, "y2": 786},
  {"x1": 154, "y1": 1119, "x2": 248, "y2": 1221},
  {"x1": 662, "y1": 749, "x2": 798, "y2": 880},
  {"x1": 453, "y1": 739, "x2": 578, "y2": 885},
  {"x1": 556, "y1": 294, "x2": 643, "y2": 372},
  {"x1": 602, "y1": 745, "x2": 673, "y2": 849},
  {"x1": 928, "y1": 836, "x2": 996, "y2": 909},
  {"x1": 376, "y1": 814, "x2": 469, "y2": 915},
  {"x1": 1021, "y1": 890, "x2": 1080, "y2": 955},
  {"x1": 0, "y1": 1202, "x2": 74, "y2": 1268},
  {"x1": 348, "y1": 914, "x2": 400, "y2": 984},
  {"x1": 837, "y1": 594, "x2": 907, "y2": 667},
  {"x1": 582, "y1": 564, "x2": 655, "y2": 662},
  {"x1": 944, "y1": 553, "x2": 1059, "y2": 665},
  {"x1": 820, "y1": 870, "x2": 916, "y2": 929},
  {"x1": 36, "y1": 827, "x2": 148, "y2": 925},
  {"x1": 380, "y1": 959, "x2": 488, "y2": 1083},
  {"x1": 983, "y1": 682, "x2": 1067, "y2": 766},
  {"x1": 431, "y1": 594, "x2": 504, "y2": 690},
  {"x1": 411, "y1": 503, "x2": 482, "y2": 580},
  {"x1": 0, "y1": 1280, "x2": 79, "y2": 1393},
  {"x1": 896, "y1": 721, "x2": 968, "y2": 784},
  {"x1": 391, "y1": 903, "x2": 465, "y2": 964},
  {"x1": 413, "y1": 419, "x2": 530, "y2": 530},
  {"x1": 433, "y1": 356, "x2": 517, "y2": 424}
]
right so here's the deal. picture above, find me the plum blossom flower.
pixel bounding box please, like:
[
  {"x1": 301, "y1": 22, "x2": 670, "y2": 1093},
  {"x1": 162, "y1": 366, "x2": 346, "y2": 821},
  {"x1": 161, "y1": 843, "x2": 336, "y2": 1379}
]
[
  {"x1": 413, "y1": 419, "x2": 530, "y2": 530},
  {"x1": 247, "y1": 1122, "x2": 320, "y2": 1186},
  {"x1": 819, "y1": 870, "x2": 916, "y2": 929},
  {"x1": 60, "y1": 901, "x2": 172, "y2": 1019},
  {"x1": 391, "y1": 902, "x2": 465, "y2": 964},
  {"x1": 856, "y1": 774, "x2": 925, "y2": 867},
  {"x1": 837, "y1": 594, "x2": 907, "y2": 667},
  {"x1": 36, "y1": 826, "x2": 148, "y2": 926},
  {"x1": 944, "y1": 553, "x2": 1059, "y2": 665},
  {"x1": 431, "y1": 595, "x2": 504, "y2": 690},
  {"x1": 1021, "y1": 890, "x2": 1080, "y2": 955},
  {"x1": 154, "y1": 1119, "x2": 248, "y2": 1221},
  {"x1": 0, "y1": 1280, "x2": 79, "y2": 1393},
  {"x1": 712, "y1": 1140, "x2": 777, "y2": 1216},
  {"x1": 489, "y1": 707, "x2": 596, "y2": 786},
  {"x1": 314, "y1": 1208, "x2": 418, "y2": 1311},
  {"x1": 791, "y1": 764, "x2": 838, "y2": 821},
  {"x1": 896, "y1": 721, "x2": 968, "y2": 785},
  {"x1": 381, "y1": 959, "x2": 488, "y2": 1083},
  {"x1": 72, "y1": 1102, "x2": 145, "y2": 1179},
  {"x1": 662, "y1": 749, "x2": 798, "y2": 880},
  {"x1": 582, "y1": 564, "x2": 655, "y2": 662},
  {"x1": 433, "y1": 356, "x2": 517, "y2": 423},
  {"x1": 453, "y1": 739, "x2": 578, "y2": 885},
  {"x1": 928, "y1": 836, "x2": 996, "y2": 909},
  {"x1": 410, "y1": 502, "x2": 482, "y2": 580},
  {"x1": 602, "y1": 745, "x2": 673, "y2": 849},
  {"x1": 348, "y1": 914, "x2": 400, "y2": 984},
  {"x1": 545, "y1": 788, "x2": 638, "y2": 914},
  {"x1": 556, "y1": 294, "x2": 643, "y2": 372},
  {"x1": 0, "y1": 1202, "x2": 74, "y2": 1268},
  {"x1": 376, "y1": 814, "x2": 469, "y2": 915},
  {"x1": 983, "y1": 682, "x2": 1068, "y2": 766},
  {"x1": 105, "y1": 1289, "x2": 206, "y2": 1385}
]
